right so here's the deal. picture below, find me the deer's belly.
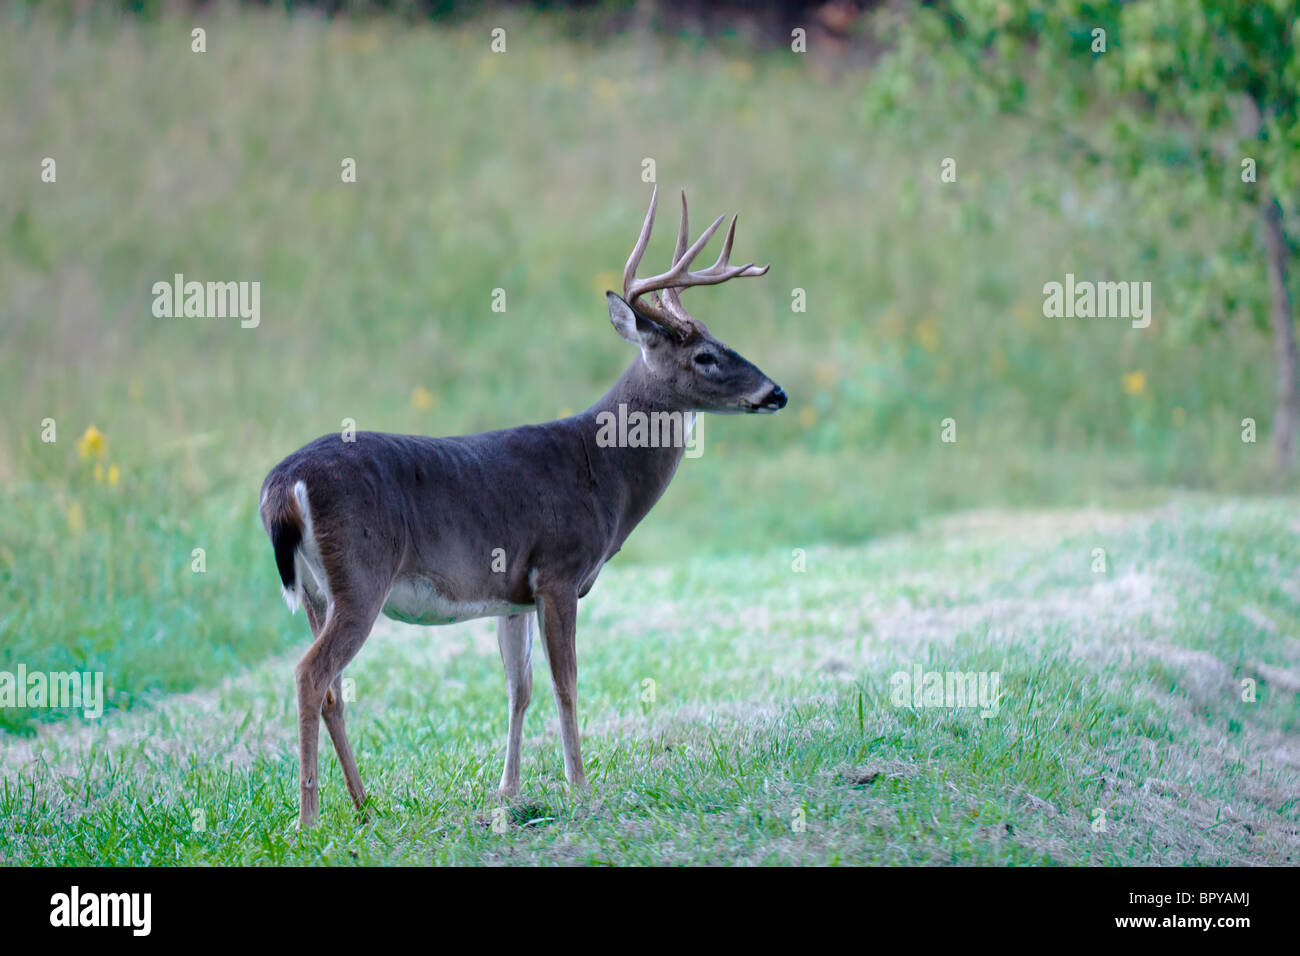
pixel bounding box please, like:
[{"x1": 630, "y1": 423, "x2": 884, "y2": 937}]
[{"x1": 381, "y1": 576, "x2": 532, "y2": 626}]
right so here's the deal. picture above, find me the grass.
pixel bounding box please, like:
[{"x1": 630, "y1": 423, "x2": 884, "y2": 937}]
[
  {"x1": 3, "y1": 499, "x2": 1297, "y2": 865},
  {"x1": 1, "y1": 8, "x2": 1297, "y2": 864}
]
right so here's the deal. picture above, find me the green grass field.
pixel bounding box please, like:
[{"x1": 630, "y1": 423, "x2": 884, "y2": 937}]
[
  {"x1": 1, "y1": 8, "x2": 1297, "y2": 865},
  {"x1": 4, "y1": 499, "x2": 1297, "y2": 865}
]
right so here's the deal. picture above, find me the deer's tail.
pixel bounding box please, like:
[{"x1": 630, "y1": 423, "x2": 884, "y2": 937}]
[{"x1": 260, "y1": 476, "x2": 308, "y2": 614}]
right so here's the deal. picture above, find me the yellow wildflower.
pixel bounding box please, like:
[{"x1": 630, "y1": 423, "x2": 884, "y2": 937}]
[
  {"x1": 1122, "y1": 371, "x2": 1147, "y2": 396},
  {"x1": 77, "y1": 426, "x2": 106, "y2": 460},
  {"x1": 108, "y1": 463, "x2": 120, "y2": 486},
  {"x1": 410, "y1": 386, "x2": 436, "y2": 411}
]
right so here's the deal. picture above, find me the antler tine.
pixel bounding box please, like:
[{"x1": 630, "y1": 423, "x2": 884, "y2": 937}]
[
  {"x1": 665, "y1": 209, "x2": 728, "y2": 279},
  {"x1": 704, "y1": 215, "x2": 737, "y2": 275},
  {"x1": 673, "y1": 189, "x2": 690, "y2": 265},
  {"x1": 658, "y1": 191, "x2": 697, "y2": 332},
  {"x1": 698, "y1": 215, "x2": 770, "y2": 278},
  {"x1": 622, "y1": 184, "x2": 659, "y2": 296}
]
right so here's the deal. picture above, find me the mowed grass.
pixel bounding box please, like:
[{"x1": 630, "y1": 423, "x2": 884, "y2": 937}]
[{"x1": 3, "y1": 500, "x2": 1297, "y2": 866}]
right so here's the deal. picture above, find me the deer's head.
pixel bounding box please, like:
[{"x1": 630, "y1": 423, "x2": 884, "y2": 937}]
[{"x1": 607, "y1": 187, "x2": 787, "y2": 415}]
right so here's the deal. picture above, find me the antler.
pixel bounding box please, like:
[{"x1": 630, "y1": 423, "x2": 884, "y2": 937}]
[{"x1": 622, "y1": 185, "x2": 769, "y2": 338}]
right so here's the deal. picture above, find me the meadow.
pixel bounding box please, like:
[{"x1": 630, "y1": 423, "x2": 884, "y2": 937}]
[
  {"x1": 0, "y1": 7, "x2": 1296, "y2": 864},
  {"x1": 4, "y1": 499, "x2": 1297, "y2": 865}
]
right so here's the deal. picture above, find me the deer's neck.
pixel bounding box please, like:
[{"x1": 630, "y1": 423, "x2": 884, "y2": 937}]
[{"x1": 578, "y1": 356, "x2": 693, "y2": 550}]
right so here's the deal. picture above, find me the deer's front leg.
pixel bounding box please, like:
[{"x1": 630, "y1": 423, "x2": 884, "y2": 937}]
[
  {"x1": 537, "y1": 589, "x2": 586, "y2": 789},
  {"x1": 496, "y1": 612, "x2": 534, "y2": 799}
]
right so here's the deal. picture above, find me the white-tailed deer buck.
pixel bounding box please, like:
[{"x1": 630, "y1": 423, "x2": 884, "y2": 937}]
[{"x1": 260, "y1": 187, "x2": 787, "y2": 828}]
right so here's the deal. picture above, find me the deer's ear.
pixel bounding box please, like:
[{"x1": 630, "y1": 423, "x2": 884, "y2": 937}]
[{"x1": 607, "y1": 291, "x2": 666, "y2": 348}]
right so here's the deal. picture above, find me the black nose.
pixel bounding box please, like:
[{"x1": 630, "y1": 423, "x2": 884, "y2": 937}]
[{"x1": 765, "y1": 386, "x2": 787, "y2": 410}]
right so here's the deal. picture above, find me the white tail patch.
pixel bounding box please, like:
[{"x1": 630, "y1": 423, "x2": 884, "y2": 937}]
[
  {"x1": 294, "y1": 480, "x2": 313, "y2": 540},
  {"x1": 280, "y1": 480, "x2": 316, "y2": 615},
  {"x1": 288, "y1": 479, "x2": 331, "y2": 613}
]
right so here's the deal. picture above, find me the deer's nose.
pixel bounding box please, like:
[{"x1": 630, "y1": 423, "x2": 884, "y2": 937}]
[{"x1": 763, "y1": 385, "x2": 787, "y2": 411}]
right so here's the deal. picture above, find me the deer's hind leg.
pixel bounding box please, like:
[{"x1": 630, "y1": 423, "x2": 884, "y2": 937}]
[
  {"x1": 304, "y1": 591, "x2": 367, "y2": 812},
  {"x1": 295, "y1": 577, "x2": 385, "y2": 829},
  {"x1": 323, "y1": 672, "x2": 367, "y2": 814}
]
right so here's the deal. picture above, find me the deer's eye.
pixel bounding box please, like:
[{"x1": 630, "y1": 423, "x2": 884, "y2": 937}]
[{"x1": 694, "y1": 352, "x2": 717, "y2": 367}]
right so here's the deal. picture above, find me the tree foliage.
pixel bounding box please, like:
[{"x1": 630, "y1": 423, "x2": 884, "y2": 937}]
[{"x1": 866, "y1": 0, "x2": 1300, "y2": 466}]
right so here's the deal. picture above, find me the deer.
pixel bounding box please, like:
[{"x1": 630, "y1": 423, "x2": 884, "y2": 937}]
[{"x1": 259, "y1": 186, "x2": 787, "y2": 828}]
